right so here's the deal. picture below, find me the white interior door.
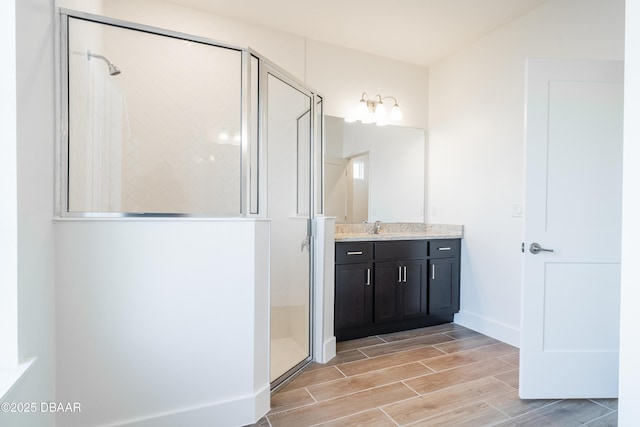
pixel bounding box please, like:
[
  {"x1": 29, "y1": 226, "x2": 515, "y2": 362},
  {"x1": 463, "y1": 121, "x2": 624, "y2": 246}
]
[
  {"x1": 520, "y1": 59, "x2": 624, "y2": 398},
  {"x1": 266, "y1": 70, "x2": 313, "y2": 386}
]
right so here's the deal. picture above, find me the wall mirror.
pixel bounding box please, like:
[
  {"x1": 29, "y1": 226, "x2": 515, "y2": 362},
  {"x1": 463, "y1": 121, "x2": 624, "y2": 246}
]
[{"x1": 324, "y1": 115, "x2": 426, "y2": 223}]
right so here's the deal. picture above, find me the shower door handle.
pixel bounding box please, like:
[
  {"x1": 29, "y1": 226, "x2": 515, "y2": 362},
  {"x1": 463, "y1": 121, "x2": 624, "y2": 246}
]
[{"x1": 300, "y1": 236, "x2": 310, "y2": 252}]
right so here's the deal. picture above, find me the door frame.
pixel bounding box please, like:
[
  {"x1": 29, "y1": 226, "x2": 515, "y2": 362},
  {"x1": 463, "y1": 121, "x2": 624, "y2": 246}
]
[{"x1": 260, "y1": 61, "x2": 322, "y2": 390}]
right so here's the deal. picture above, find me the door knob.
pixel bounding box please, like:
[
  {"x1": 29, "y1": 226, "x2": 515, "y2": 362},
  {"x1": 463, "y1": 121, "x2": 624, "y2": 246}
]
[{"x1": 529, "y1": 242, "x2": 554, "y2": 254}]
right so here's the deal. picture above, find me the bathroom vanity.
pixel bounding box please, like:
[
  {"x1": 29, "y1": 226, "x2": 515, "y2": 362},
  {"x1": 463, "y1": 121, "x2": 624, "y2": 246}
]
[{"x1": 334, "y1": 223, "x2": 463, "y2": 341}]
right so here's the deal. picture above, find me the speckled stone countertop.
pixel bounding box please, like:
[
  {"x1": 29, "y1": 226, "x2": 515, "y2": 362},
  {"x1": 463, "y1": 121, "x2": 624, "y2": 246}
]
[{"x1": 334, "y1": 223, "x2": 464, "y2": 242}]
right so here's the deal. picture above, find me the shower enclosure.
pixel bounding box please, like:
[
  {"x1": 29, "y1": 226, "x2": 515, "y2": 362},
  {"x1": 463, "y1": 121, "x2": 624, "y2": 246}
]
[{"x1": 61, "y1": 11, "x2": 323, "y2": 388}]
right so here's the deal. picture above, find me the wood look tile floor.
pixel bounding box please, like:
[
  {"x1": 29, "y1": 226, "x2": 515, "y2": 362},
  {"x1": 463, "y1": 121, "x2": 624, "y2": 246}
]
[{"x1": 250, "y1": 324, "x2": 618, "y2": 427}]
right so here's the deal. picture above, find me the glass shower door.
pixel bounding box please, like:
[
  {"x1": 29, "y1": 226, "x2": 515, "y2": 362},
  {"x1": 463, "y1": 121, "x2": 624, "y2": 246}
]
[{"x1": 265, "y1": 70, "x2": 313, "y2": 386}]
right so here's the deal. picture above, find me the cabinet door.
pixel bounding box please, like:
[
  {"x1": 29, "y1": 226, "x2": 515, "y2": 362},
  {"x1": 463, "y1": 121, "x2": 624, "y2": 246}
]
[
  {"x1": 374, "y1": 261, "x2": 402, "y2": 323},
  {"x1": 375, "y1": 260, "x2": 427, "y2": 322},
  {"x1": 335, "y1": 262, "x2": 372, "y2": 330},
  {"x1": 402, "y1": 259, "x2": 428, "y2": 318},
  {"x1": 428, "y1": 258, "x2": 459, "y2": 316}
]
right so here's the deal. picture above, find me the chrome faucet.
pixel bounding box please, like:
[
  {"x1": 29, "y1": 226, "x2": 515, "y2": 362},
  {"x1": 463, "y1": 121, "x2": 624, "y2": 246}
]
[{"x1": 374, "y1": 220, "x2": 381, "y2": 234}]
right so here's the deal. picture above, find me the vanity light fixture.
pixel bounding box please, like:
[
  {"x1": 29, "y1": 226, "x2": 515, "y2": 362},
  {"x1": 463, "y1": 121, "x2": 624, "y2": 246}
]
[{"x1": 346, "y1": 92, "x2": 403, "y2": 126}]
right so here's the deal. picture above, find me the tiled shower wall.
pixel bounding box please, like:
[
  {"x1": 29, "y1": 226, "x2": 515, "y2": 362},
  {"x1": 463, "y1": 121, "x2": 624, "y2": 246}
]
[{"x1": 68, "y1": 17, "x2": 243, "y2": 215}]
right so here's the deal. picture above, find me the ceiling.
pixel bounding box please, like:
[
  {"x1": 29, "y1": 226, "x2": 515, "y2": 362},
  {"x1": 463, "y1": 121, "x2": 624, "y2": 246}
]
[{"x1": 168, "y1": 0, "x2": 548, "y2": 67}]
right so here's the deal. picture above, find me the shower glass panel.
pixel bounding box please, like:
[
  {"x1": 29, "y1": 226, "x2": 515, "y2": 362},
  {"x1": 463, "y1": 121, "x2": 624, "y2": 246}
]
[
  {"x1": 266, "y1": 71, "x2": 313, "y2": 385},
  {"x1": 66, "y1": 17, "x2": 242, "y2": 215}
]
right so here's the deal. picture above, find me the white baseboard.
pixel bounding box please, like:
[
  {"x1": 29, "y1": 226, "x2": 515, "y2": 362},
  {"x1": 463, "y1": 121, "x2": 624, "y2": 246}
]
[
  {"x1": 454, "y1": 310, "x2": 520, "y2": 347},
  {"x1": 0, "y1": 357, "x2": 36, "y2": 401},
  {"x1": 107, "y1": 384, "x2": 271, "y2": 427},
  {"x1": 322, "y1": 336, "x2": 337, "y2": 364}
]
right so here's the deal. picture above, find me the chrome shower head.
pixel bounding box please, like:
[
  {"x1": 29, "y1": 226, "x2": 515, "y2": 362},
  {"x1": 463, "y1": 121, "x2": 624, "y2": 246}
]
[
  {"x1": 106, "y1": 62, "x2": 121, "y2": 76},
  {"x1": 87, "y1": 50, "x2": 121, "y2": 76}
]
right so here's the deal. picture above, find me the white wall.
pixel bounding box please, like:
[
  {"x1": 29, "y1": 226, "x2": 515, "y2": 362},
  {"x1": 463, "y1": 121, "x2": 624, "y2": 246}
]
[
  {"x1": 0, "y1": 0, "x2": 57, "y2": 426},
  {"x1": 427, "y1": 0, "x2": 625, "y2": 345},
  {"x1": 314, "y1": 217, "x2": 336, "y2": 364},
  {"x1": 0, "y1": 0, "x2": 18, "y2": 370},
  {"x1": 305, "y1": 39, "x2": 429, "y2": 129},
  {"x1": 619, "y1": 0, "x2": 640, "y2": 422},
  {"x1": 55, "y1": 220, "x2": 270, "y2": 427}
]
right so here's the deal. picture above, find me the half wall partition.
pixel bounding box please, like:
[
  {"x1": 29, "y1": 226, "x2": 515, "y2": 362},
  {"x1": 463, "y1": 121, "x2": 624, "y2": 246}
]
[{"x1": 60, "y1": 10, "x2": 323, "y2": 395}]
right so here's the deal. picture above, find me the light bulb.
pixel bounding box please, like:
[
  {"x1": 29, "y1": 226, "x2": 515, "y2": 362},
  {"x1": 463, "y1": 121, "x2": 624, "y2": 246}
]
[
  {"x1": 374, "y1": 102, "x2": 386, "y2": 121},
  {"x1": 390, "y1": 104, "x2": 403, "y2": 121}
]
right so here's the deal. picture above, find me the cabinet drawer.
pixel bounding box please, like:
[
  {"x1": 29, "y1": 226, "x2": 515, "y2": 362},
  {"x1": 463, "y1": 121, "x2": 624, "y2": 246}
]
[
  {"x1": 336, "y1": 242, "x2": 374, "y2": 263},
  {"x1": 374, "y1": 240, "x2": 427, "y2": 260},
  {"x1": 429, "y1": 239, "x2": 460, "y2": 258}
]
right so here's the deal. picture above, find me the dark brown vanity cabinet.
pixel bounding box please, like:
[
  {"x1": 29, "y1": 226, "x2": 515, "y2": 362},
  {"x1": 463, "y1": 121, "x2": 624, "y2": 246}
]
[
  {"x1": 373, "y1": 240, "x2": 428, "y2": 323},
  {"x1": 373, "y1": 260, "x2": 428, "y2": 322},
  {"x1": 428, "y1": 239, "x2": 461, "y2": 316},
  {"x1": 335, "y1": 238, "x2": 461, "y2": 341},
  {"x1": 334, "y1": 243, "x2": 373, "y2": 331}
]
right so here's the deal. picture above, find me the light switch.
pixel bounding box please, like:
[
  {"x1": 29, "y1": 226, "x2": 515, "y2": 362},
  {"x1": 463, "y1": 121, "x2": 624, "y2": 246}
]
[{"x1": 511, "y1": 203, "x2": 523, "y2": 217}]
